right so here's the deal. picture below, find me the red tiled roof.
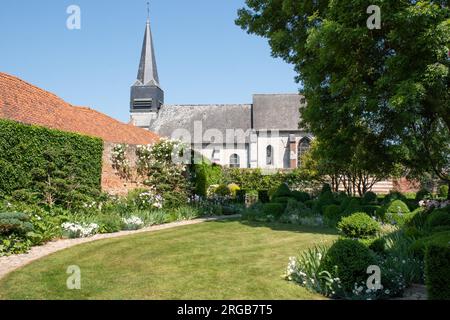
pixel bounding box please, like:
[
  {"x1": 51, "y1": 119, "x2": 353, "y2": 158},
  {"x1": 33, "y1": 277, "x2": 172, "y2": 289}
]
[{"x1": 0, "y1": 72, "x2": 159, "y2": 145}]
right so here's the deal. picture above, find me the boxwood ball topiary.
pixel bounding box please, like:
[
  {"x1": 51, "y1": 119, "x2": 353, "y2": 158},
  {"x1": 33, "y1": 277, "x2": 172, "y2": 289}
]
[
  {"x1": 338, "y1": 212, "x2": 381, "y2": 239},
  {"x1": 321, "y1": 239, "x2": 377, "y2": 293}
]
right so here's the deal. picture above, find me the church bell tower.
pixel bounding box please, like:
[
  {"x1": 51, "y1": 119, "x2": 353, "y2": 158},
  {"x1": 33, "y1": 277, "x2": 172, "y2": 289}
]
[{"x1": 130, "y1": 7, "x2": 164, "y2": 129}]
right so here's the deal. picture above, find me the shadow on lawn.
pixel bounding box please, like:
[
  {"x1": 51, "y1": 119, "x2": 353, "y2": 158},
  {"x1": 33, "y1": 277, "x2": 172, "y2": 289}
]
[{"x1": 209, "y1": 217, "x2": 339, "y2": 236}]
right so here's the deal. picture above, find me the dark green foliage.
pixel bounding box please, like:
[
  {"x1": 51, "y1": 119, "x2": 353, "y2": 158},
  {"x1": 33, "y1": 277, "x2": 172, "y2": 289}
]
[
  {"x1": 426, "y1": 208, "x2": 450, "y2": 230},
  {"x1": 191, "y1": 162, "x2": 223, "y2": 197},
  {"x1": 342, "y1": 198, "x2": 361, "y2": 216},
  {"x1": 338, "y1": 212, "x2": 380, "y2": 239},
  {"x1": 410, "y1": 231, "x2": 450, "y2": 259},
  {"x1": 361, "y1": 205, "x2": 381, "y2": 217},
  {"x1": 315, "y1": 191, "x2": 335, "y2": 214},
  {"x1": 416, "y1": 189, "x2": 432, "y2": 201},
  {"x1": 0, "y1": 212, "x2": 33, "y2": 235},
  {"x1": 214, "y1": 184, "x2": 231, "y2": 197},
  {"x1": 369, "y1": 238, "x2": 386, "y2": 254},
  {"x1": 320, "y1": 184, "x2": 332, "y2": 195},
  {"x1": 96, "y1": 214, "x2": 123, "y2": 234},
  {"x1": 262, "y1": 203, "x2": 285, "y2": 219},
  {"x1": 323, "y1": 204, "x2": 342, "y2": 227},
  {"x1": 362, "y1": 192, "x2": 378, "y2": 205},
  {"x1": 271, "y1": 197, "x2": 291, "y2": 205},
  {"x1": 383, "y1": 192, "x2": 408, "y2": 206},
  {"x1": 258, "y1": 190, "x2": 270, "y2": 203},
  {"x1": 321, "y1": 239, "x2": 376, "y2": 293},
  {"x1": 291, "y1": 191, "x2": 310, "y2": 203},
  {"x1": 425, "y1": 242, "x2": 450, "y2": 300},
  {"x1": 0, "y1": 119, "x2": 103, "y2": 207},
  {"x1": 272, "y1": 183, "x2": 292, "y2": 198},
  {"x1": 405, "y1": 208, "x2": 428, "y2": 230},
  {"x1": 236, "y1": 189, "x2": 247, "y2": 203}
]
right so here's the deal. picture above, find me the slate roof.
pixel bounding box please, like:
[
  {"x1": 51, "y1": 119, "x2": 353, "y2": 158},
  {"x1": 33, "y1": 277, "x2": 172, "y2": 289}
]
[
  {"x1": 0, "y1": 72, "x2": 159, "y2": 145},
  {"x1": 150, "y1": 94, "x2": 305, "y2": 142},
  {"x1": 150, "y1": 104, "x2": 252, "y2": 143},
  {"x1": 252, "y1": 94, "x2": 304, "y2": 131}
]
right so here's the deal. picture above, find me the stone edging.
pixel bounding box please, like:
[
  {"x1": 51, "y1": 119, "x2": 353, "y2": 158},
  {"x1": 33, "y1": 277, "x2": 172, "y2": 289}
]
[{"x1": 0, "y1": 215, "x2": 240, "y2": 280}]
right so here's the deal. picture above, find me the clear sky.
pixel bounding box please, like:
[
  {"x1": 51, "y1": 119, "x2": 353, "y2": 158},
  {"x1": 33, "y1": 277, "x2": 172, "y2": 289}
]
[{"x1": 0, "y1": 0, "x2": 299, "y2": 123}]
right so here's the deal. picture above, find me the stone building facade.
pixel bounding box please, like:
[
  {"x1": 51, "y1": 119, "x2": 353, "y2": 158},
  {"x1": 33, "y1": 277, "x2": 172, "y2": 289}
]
[{"x1": 130, "y1": 18, "x2": 311, "y2": 169}]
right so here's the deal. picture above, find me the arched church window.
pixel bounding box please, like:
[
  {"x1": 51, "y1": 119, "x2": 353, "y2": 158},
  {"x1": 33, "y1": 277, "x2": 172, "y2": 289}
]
[
  {"x1": 230, "y1": 154, "x2": 240, "y2": 168},
  {"x1": 266, "y1": 145, "x2": 274, "y2": 165},
  {"x1": 298, "y1": 138, "x2": 311, "y2": 167}
]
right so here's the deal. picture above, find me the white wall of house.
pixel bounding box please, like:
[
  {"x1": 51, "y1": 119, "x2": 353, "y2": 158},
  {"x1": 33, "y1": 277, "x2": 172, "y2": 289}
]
[{"x1": 194, "y1": 143, "x2": 248, "y2": 168}]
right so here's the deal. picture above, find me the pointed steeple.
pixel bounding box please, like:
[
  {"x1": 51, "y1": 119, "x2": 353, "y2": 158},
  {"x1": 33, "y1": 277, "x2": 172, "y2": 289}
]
[
  {"x1": 136, "y1": 17, "x2": 160, "y2": 87},
  {"x1": 130, "y1": 6, "x2": 164, "y2": 122}
]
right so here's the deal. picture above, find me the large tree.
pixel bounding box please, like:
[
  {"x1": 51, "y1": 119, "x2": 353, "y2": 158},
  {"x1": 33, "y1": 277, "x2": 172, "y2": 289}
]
[{"x1": 236, "y1": 0, "x2": 449, "y2": 197}]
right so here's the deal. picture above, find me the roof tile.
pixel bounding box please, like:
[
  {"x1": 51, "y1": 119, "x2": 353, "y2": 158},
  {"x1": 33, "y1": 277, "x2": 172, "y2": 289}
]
[{"x1": 0, "y1": 73, "x2": 159, "y2": 145}]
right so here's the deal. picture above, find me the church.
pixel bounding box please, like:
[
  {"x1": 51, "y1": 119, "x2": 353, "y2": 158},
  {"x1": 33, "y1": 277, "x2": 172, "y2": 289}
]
[{"x1": 130, "y1": 17, "x2": 312, "y2": 170}]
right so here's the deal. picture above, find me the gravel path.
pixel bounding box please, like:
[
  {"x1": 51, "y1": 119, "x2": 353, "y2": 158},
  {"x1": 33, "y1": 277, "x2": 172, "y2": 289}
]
[{"x1": 0, "y1": 215, "x2": 240, "y2": 280}]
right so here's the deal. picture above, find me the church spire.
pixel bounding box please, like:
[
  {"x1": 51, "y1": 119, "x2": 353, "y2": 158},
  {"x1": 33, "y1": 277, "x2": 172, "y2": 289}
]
[{"x1": 136, "y1": 3, "x2": 160, "y2": 87}]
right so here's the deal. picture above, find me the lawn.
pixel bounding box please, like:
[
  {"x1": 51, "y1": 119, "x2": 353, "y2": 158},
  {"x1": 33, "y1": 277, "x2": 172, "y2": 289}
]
[{"x1": 0, "y1": 220, "x2": 337, "y2": 300}]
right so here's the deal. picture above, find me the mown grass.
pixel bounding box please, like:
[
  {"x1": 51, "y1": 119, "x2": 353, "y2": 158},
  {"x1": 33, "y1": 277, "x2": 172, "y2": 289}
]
[{"x1": 0, "y1": 220, "x2": 337, "y2": 300}]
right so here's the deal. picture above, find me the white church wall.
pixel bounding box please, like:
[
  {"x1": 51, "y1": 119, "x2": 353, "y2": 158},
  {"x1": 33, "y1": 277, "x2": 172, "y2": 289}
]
[
  {"x1": 256, "y1": 134, "x2": 291, "y2": 169},
  {"x1": 193, "y1": 143, "x2": 249, "y2": 168}
]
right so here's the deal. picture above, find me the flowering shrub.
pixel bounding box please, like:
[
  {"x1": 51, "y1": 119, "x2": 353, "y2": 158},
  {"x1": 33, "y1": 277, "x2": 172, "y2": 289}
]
[
  {"x1": 61, "y1": 222, "x2": 99, "y2": 239},
  {"x1": 111, "y1": 144, "x2": 132, "y2": 180},
  {"x1": 122, "y1": 216, "x2": 144, "y2": 230},
  {"x1": 136, "y1": 139, "x2": 191, "y2": 208}
]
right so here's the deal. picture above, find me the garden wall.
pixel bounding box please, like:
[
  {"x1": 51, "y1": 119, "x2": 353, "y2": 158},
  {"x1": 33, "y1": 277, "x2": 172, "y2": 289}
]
[{"x1": 101, "y1": 142, "x2": 146, "y2": 195}]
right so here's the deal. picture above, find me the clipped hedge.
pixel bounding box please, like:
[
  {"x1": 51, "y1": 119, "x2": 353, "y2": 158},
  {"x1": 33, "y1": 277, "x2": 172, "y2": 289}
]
[
  {"x1": 0, "y1": 119, "x2": 103, "y2": 203},
  {"x1": 426, "y1": 207, "x2": 450, "y2": 230},
  {"x1": 263, "y1": 203, "x2": 285, "y2": 219},
  {"x1": 191, "y1": 161, "x2": 223, "y2": 197},
  {"x1": 425, "y1": 242, "x2": 450, "y2": 300},
  {"x1": 338, "y1": 212, "x2": 380, "y2": 239}
]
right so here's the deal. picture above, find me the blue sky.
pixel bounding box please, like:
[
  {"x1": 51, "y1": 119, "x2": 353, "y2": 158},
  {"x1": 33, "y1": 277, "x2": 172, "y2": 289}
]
[{"x1": 0, "y1": 0, "x2": 299, "y2": 123}]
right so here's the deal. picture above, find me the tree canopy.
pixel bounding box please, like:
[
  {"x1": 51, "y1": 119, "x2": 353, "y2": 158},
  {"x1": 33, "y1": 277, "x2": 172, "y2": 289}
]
[{"x1": 236, "y1": 0, "x2": 449, "y2": 195}]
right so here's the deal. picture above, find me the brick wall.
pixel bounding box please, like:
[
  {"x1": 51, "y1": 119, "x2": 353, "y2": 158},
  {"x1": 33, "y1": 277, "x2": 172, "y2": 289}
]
[{"x1": 101, "y1": 142, "x2": 147, "y2": 195}]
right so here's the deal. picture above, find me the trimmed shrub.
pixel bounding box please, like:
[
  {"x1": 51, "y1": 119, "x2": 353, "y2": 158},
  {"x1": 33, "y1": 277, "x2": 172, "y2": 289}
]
[
  {"x1": 0, "y1": 119, "x2": 103, "y2": 207},
  {"x1": 321, "y1": 239, "x2": 377, "y2": 293},
  {"x1": 338, "y1": 212, "x2": 381, "y2": 239},
  {"x1": 383, "y1": 200, "x2": 411, "y2": 226},
  {"x1": 315, "y1": 191, "x2": 335, "y2": 214},
  {"x1": 258, "y1": 190, "x2": 270, "y2": 203},
  {"x1": 291, "y1": 191, "x2": 310, "y2": 203},
  {"x1": 369, "y1": 238, "x2": 386, "y2": 254},
  {"x1": 410, "y1": 231, "x2": 450, "y2": 259},
  {"x1": 191, "y1": 162, "x2": 223, "y2": 197},
  {"x1": 272, "y1": 197, "x2": 292, "y2": 205},
  {"x1": 272, "y1": 183, "x2": 292, "y2": 198},
  {"x1": 323, "y1": 204, "x2": 342, "y2": 227},
  {"x1": 362, "y1": 192, "x2": 378, "y2": 205},
  {"x1": 416, "y1": 189, "x2": 432, "y2": 201},
  {"x1": 382, "y1": 191, "x2": 408, "y2": 205},
  {"x1": 263, "y1": 203, "x2": 285, "y2": 219},
  {"x1": 426, "y1": 208, "x2": 450, "y2": 230},
  {"x1": 425, "y1": 242, "x2": 450, "y2": 300}
]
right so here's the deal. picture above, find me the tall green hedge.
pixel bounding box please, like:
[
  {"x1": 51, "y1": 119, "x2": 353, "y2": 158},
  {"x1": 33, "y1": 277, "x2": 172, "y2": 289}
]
[
  {"x1": 0, "y1": 119, "x2": 103, "y2": 203},
  {"x1": 425, "y1": 242, "x2": 450, "y2": 300}
]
